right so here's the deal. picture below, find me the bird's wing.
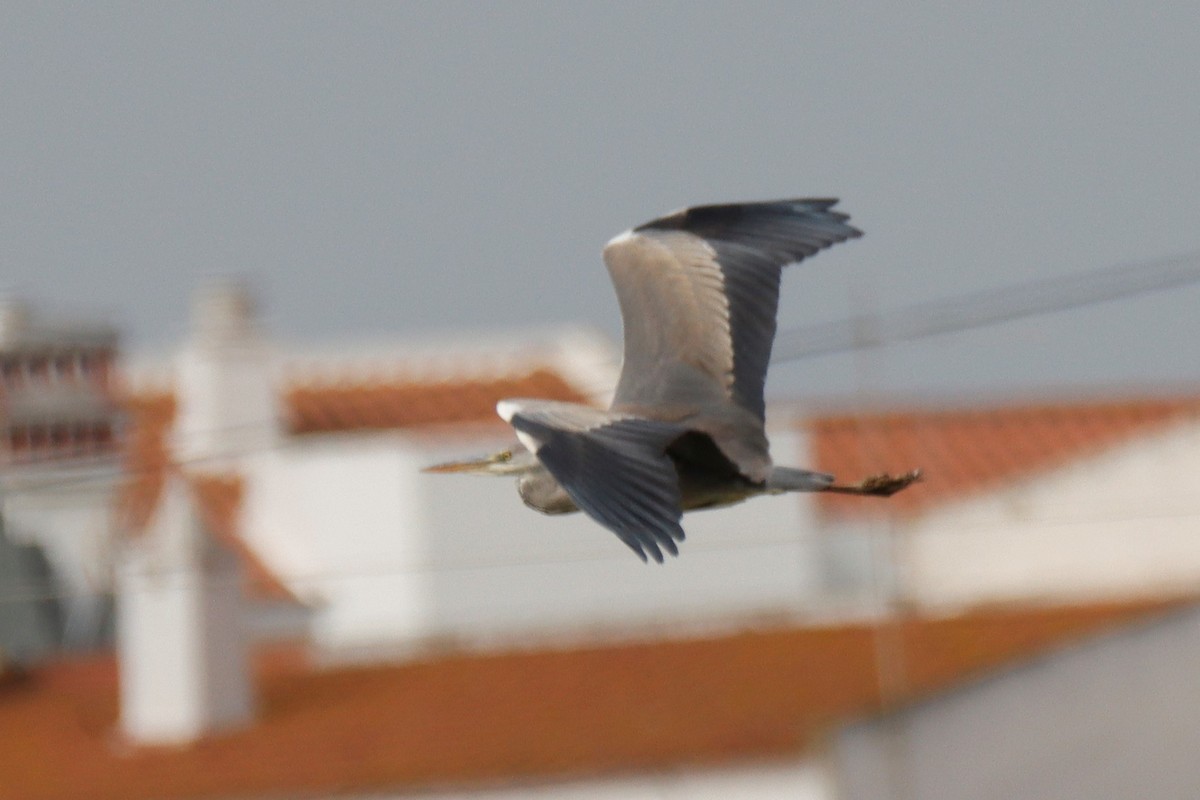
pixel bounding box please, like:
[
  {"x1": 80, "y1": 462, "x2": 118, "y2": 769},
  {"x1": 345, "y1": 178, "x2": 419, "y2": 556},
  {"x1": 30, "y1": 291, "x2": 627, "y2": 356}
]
[
  {"x1": 603, "y1": 199, "x2": 861, "y2": 425},
  {"x1": 503, "y1": 401, "x2": 687, "y2": 563}
]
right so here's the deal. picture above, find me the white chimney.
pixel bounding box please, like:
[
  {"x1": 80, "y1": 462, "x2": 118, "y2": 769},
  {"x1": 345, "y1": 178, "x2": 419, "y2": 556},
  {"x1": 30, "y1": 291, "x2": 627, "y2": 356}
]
[
  {"x1": 0, "y1": 296, "x2": 31, "y2": 343},
  {"x1": 116, "y1": 473, "x2": 255, "y2": 744},
  {"x1": 174, "y1": 281, "x2": 281, "y2": 468}
]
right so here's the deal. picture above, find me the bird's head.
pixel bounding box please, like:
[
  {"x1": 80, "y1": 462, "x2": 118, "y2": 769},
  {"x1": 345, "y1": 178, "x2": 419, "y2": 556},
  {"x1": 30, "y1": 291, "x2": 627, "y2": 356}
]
[{"x1": 422, "y1": 447, "x2": 538, "y2": 476}]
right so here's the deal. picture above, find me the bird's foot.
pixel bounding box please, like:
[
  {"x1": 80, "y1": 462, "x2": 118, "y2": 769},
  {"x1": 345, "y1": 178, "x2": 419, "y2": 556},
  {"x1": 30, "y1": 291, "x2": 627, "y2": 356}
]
[
  {"x1": 826, "y1": 469, "x2": 922, "y2": 497},
  {"x1": 859, "y1": 468, "x2": 922, "y2": 496}
]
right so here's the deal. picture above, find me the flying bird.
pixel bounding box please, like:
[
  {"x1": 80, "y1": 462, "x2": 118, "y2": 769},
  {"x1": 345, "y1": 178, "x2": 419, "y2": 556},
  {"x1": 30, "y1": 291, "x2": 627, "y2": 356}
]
[{"x1": 426, "y1": 199, "x2": 919, "y2": 562}]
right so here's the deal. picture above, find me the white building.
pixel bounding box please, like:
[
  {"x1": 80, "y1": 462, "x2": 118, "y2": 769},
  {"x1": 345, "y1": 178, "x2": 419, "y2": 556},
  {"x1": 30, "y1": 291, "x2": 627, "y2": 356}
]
[
  {"x1": 808, "y1": 398, "x2": 1200, "y2": 610},
  {"x1": 116, "y1": 471, "x2": 255, "y2": 744},
  {"x1": 834, "y1": 602, "x2": 1200, "y2": 800},
  {"x1": 0, "y1": 298, "x2": 122, "y2": 649},
  {"x1": 116, "y1": 284, "x2": 1200, "y2": 662},
  {"x1": 120, "y1": 283, "x2": 833, "y2": 658},
  {"x1": 10, "y1": 591, "x2": 1184, "y2": 799},
  {"x1": 13, "y1": 283, "x2": 1200, "y2": 792}
]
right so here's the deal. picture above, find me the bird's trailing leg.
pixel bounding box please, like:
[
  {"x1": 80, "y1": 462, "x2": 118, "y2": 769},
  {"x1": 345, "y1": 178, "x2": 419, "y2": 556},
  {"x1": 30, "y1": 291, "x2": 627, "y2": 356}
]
[{"x1": 823, "y1": 469, "x2": 922, "y2": 497}]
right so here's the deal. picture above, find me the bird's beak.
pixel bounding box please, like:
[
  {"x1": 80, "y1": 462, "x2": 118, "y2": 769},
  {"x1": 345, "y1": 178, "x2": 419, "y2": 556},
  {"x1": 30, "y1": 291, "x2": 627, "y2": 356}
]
[{"x1": 422, "y1": 449, "x2": 515, "y2": 474}]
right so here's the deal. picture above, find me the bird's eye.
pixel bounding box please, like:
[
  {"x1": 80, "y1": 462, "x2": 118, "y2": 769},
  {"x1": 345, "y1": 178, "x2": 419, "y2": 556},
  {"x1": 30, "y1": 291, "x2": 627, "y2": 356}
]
[{"x1": 499, "y1": 451, "x2": 511, "y2": 462}]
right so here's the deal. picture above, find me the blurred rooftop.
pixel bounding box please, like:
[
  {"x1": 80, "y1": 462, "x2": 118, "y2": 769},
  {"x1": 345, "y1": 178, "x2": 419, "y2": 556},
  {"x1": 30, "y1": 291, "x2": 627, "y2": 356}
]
[{"x1": 0, "y1": 596, "x2": 1188, "y2": 800}]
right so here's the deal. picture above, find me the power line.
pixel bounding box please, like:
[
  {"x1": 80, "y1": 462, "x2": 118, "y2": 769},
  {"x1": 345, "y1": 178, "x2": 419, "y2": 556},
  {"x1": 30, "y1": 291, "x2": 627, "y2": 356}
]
[
  {"x1": 4, "y1": 500, "x2": 1200, "y2": 608},
  {"x1": 6, "y1": 249, "x2": 1200, "y2": 606},
  {"x1": 0, "y1": 524, "x2": 823, "y2": 607},
  {"x1": 14, "y1": 246, "x2": 1200, "y2": 494},
  {"x1": 772, "y1": 249, "x2": 1200, "y2": 362}
]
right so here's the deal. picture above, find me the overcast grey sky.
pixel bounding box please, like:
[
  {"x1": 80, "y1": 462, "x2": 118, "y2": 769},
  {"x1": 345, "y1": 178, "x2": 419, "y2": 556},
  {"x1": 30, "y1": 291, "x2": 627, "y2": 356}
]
[{"x1": 4, "y1": 3, "x2": 1200, "y2": 401}]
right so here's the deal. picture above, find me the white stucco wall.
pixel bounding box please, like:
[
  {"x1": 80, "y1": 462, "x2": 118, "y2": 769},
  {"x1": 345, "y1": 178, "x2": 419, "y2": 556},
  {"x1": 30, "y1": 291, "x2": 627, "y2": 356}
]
[
  {"x1": 420, "y1": 425, "x2": 828, "y2": 647},
  {"x1": 897, "y1": 421, "x2": 1200, "y2": 609},
  {"x1": 242, "y1": 424, "x2": 831, "y2": 653},
  {"x1": 232, "y1": 409, "x2": 1200, "y2": 651},
  {"x1": 418, "y1": 429, "x2": 822, "y2": 644},
  {"x1": 243, "y1": 435, "x2": 433, "y2": 650},
  {"x1": 2, "y1": 464, "x2": 121, "y2": 645},
  {"x1": 116, "y1": 478, "x2": 254, "y2": 744},
  {"x1": 834, "y1": 604, "x2": 1200, "y2": 800}
]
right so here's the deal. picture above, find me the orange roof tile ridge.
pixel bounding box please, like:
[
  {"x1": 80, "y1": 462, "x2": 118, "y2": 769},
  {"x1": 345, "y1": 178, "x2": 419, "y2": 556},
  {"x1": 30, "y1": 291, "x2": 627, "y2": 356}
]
[
  {"x1": 808, "y1": 395, "x2": 1200, "y2": 518},
  {"x1": 186, "y1": 473, "x2": 301, "y2": 604}
]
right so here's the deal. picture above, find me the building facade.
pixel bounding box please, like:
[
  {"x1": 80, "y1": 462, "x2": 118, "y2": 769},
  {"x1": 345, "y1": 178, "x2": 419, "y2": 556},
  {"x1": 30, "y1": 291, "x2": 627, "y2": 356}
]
[{"x1": 0, "y1": 298, "x2": 122, "y2": 649}]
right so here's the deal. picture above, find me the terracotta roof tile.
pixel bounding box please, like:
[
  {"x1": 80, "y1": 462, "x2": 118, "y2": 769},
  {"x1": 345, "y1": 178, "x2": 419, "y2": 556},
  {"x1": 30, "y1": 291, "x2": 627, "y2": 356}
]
[
  {"x1": 113, "y1": 395, "x2": 294, "y2": 603},
  {"x1": 115, "y1": 391, "x2": 176, "y2": 532},
  {"x1": 283, "y1": 368, "x2": 590, "y2": 435},
  {"x1": 810, "y1": 397, "x2": 1200, "y2": 518},
  {"x1": 188, "y1": 475, "x2": 297, "y2": 603},
  {"x1": 1, "y1": 598, "x2": 1187, "y2": 800},
  {"x1": 113, "y1": 367, "x2": 591, "y2": 603}
]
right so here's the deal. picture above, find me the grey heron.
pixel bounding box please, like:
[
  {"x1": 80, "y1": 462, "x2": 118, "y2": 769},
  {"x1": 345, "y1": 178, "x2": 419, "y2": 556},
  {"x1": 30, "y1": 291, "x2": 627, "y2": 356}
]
[{"x1": 426, "y1": 199, "x2": 919, "y2": 562}]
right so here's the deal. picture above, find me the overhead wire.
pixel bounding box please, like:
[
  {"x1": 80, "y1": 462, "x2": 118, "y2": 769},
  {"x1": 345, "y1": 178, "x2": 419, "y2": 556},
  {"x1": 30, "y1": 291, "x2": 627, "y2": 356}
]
[
  {"x1": 0, "y1": 525, "x2": 825, "y2": 607},
  {"x1": 772, "y1": 248, "x2": 1200, "y2": 362},
  {"x1": 4, "y1": 498, "x2": 1200, "y2": 608},
  {"x1": 3, "y1": 248, "x2": 1200, "y2": 608},
  {"x1": 13, "y1": 247, "x2": 1200, "y2": 496}
]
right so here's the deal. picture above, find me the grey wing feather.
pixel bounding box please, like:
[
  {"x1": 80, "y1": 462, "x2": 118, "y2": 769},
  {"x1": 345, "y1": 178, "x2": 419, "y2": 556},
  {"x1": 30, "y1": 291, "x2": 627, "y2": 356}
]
[
  {"x1": 509, "y1": 409, "x2": 686, "y2": 563},
  {"x1": 606, "y1": 199, "x2": 861, "y2": 422}
]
